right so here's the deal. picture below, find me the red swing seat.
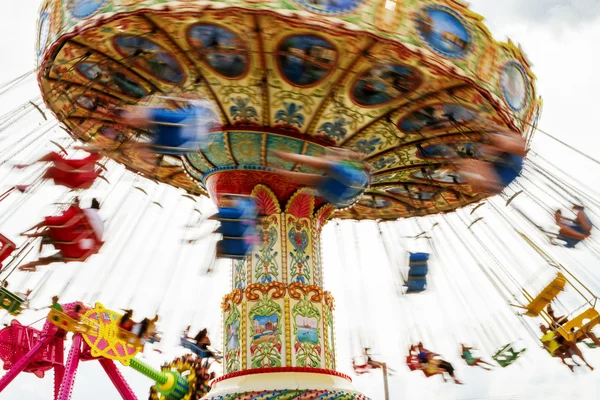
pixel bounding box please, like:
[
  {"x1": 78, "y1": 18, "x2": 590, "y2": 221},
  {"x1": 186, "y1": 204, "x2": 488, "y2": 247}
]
[
  {"x1": 45, "y1": 152, "x2": 102, "y2": 189},
  {"x1": 44, "y1": 206, "x2": 104, "y2": 261},
  {"x1": 406, "y1": 354, "x2": 437, "y2": 377},
  {"x1": 0, "y1": 234, "x2": 16, "y2": 270}
]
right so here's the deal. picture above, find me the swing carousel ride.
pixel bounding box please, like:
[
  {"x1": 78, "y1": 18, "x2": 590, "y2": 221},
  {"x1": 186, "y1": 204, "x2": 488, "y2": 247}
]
[{"x1": 1, "y1": 0, "x2": 600, "y2": 398}]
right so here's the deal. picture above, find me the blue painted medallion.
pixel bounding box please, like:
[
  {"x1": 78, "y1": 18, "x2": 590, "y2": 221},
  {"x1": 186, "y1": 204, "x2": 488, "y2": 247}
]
[
  {"x1": 187, "y1": 24, "x2": 249, "y2": 79},
  {"x1": 293, "y1": 0, "x2": 364, "y2": 15},
  {"x1": 399, "y1": 104, "x2": 476, "y2": 133},
  {"x1": 501, "y1": 61, "x2": 529, "y2": 111},
  {"x1": 114, "y1": 36, "x2": 184, "y2": 84},
  {"x1": 416, "y1": 6, "x2": 471, "y2": 59},
  {"x1": 277, "y1": 35, "x2": 337, "y2": 87},
  {"x1": 37, "y1": 12, "x2": 50, "y2": 57},
  {"x1": 76, "y1": 62, "x2": 147, "y2": 99},
  {"x1": 352, "y1": 64, "x2": 421, "y2": 106},
  {"x1": 68, "y1": 0, "x2": 107, "y2": 19}
]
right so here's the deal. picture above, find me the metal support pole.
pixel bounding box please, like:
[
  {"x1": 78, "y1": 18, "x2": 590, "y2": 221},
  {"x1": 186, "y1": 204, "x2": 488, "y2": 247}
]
[{"x1": 382, "y1": 362, "x2": 390, "y2": 400}]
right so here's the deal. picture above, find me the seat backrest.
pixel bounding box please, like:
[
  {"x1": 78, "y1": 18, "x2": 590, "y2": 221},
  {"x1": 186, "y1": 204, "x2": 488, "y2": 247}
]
[
  {"x1": 0, "y1": 234, "x2": 16, "y2": 267},
  {"x1": 524, "y1": 273, "x2": 567, "y2": 317},
  {"x1": 559, "y1": 308, "x2": 600, "y2": 341},
  {"x1": 0, "y1": 287, "x2": 23, "y2": 314},
  {"x1": 406, "y1": 278, "x2": 427, "y2": 292},
  {"x1": 409, "y1": 264, "x2": 428, "y2": 277},
  {"x1": 409, "y1": 252, "x2": 430, "y2": 263}
]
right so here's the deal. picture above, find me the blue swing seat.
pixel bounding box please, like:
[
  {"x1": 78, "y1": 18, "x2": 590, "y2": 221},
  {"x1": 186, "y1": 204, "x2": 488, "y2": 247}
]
[
  {"x1": 217, "y1": 237, "x2": 254, "y2": 258},
  {"x1": 406, "y1": 252, "x2": 429, "y2": 292},
  {"x1": 149, "y1": 105, "x2": 210, "y2": 155},
  {"x1": 213, "y1": 198, "x2": 257, "y2": 259},
  {"x1": 406, "y1": 278, "x2": 427, "y2": 292},
  {"x1": 409, "y1": 264, "x2": 429, "y2": 277},
  {"x1": 181, "y1": 337, "x2": 213, "y2": 359},
  {"x1": 409, "y1": 252, "x2": 430, "y2": 263}
]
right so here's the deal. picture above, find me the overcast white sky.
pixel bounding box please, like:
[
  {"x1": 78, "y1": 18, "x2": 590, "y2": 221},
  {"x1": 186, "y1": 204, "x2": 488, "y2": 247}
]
[{"x1": 2, "y1": 1, "x2": 600, "y2": 400}]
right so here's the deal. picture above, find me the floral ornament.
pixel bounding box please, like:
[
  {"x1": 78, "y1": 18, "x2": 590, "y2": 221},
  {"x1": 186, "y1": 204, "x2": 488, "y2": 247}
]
[
  {"x1": 230, "y1": 96, "x2": 259, "y2": 125},
  {"x1": 317, "y1": 117, "x2": 348, "y2": 141},
  {"x1": 254, "y1": 222, "x2": 279, "y2": 284},
  {"x1": 288, "y1": 224, "x2": 310, "y2": 285},
  {"x1": 274, "y1": 102, "x2": 305, "y2": 129},
  {"x1": 353, "y1": 136, "x2": 382, "y2": 154},
  {"x1": 371, "y1": 156, "x2": 396, "y2": 171},
  {"x1": 234, "y1": 259, "x2": 246, "y2": 290}
]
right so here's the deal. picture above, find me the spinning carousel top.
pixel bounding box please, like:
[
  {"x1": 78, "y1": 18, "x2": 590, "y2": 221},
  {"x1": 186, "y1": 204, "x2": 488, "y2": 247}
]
[{"x1": 36, "y1": 0, "x2": 540, "y2": 219}]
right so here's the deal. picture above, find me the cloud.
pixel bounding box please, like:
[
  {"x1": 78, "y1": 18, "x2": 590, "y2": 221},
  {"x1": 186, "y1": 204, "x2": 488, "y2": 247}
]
[{"x1": 468, "y1": 0, "x2": 600, "y2": 29}]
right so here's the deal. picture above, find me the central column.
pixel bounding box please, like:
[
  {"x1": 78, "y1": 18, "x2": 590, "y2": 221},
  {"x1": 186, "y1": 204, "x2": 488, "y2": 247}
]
[{"x1": 221, "y1": 185, "x2": 337, "y2": 373}]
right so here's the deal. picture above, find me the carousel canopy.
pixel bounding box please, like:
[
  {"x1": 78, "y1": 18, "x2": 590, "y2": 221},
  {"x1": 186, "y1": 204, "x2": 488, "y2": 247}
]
[{"x1": 36, "y1": 0, "x2": 540, "y2": 220}]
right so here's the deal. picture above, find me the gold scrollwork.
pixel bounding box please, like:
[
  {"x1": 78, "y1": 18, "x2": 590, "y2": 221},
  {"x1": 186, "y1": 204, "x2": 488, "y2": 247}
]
[
  {"x1": 288, "y1": 283, "x2": 323, "y2": 302},
  {"x1": 244, "y1": 282, "x2": 286, "y2": 301},
  {"x1": 221, "y1": 288, "x2": 244, "y2": 311},
  {"x1": 324, "y1": 290, "x2": 336, "y2": 310}
]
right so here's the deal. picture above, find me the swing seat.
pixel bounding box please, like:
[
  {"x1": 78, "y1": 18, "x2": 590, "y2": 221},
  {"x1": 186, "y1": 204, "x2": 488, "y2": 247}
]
[
  {"x1": 492, "y1": 344, "x2": 525, "y2": 368},
  {"x1": 45, "y1": 206, "x2": 104, "y2": 261},
  {"x1": 48, "y1": 152, "x2": 101, "y2": 171},
  {"x1": 47, "y1": 308, "x2": 92, "y2": 334},
  {"x1": 558, "y1": 308, "x2": 600, "y2": 342},
  {"x1": 0, "y1": 320, "x2": 64, "y2": 375},
  {"x1": 217, "y1": 237, "x2": 254, "y2": 259},
  {"x1": 406, "y1": 277, "x2": 427, "y2": 292},
  {"x1": 523, "y1": 273, "x2": 567, "y2": 317},
  {"x1": 409, "y1": 252, "x2": 430, "y2": 263},
  {"x1": 117, "y1": 329, "x2": 144, "y2": 350},
  {"x1": 181, "y1": 337, "x2": 213, "y2": 359},
  {"x1": 0, "y1": 234, "x2": 16, "y2": 270},
  {"x1": 409, "y1": 264, "x2": 428, "y2": 277},
  {"x1": 406, "y1": 354, "x2": 421, "y2": 371},
  {"x1": 149, "y1": 106, "x2": 210, "y2": 155},
  {"x1": 49, "y1": 168, "x2": 100, "y2": 190},
  {"x1": 214, "y1": 212, "x2": 256, "y2": 237},
  {"x1": 0, "y1": 287, "x2": 25, "y2": 315},
  {"x1": 317, "y1": 162, "x2": 369, "y2": 207},
  {"x1": 556, "y1": 235, "x2": 581, "y2": 249}
]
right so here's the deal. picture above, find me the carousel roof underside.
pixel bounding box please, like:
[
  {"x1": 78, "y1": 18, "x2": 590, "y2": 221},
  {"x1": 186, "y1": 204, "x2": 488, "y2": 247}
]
[{"x1": 36, "y1": 0, "x2": 541, "y2": 220}]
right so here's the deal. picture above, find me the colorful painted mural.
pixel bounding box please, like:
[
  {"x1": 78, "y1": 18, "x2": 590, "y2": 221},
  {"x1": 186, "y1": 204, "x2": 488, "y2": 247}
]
[
  {"x1": 248, "y1": 294, "x2": 283, "y2": 368},
  {"x1": 416, "y1": 5, "x2": 471, "y2": 59},
  {"x1": 351, "y1": 64, "x2": 421, "y2": 106},
  {"x1": 187, "y1": 24, "x2": 249, "y2": 79},
  {"x1": 501, "y1": 61, "x2": 529, "y2": 111},
  {"x1": 113, "y1": 36, "x2": 184, "y2": 83},
  {"x1": 293, "y1": 0, "x2": 364, "y2": 15},
  {"x1": 76, "y1": 62, "x2": 147, "y2": 98},
  {"x1": 225, "y1": 304, "x2": 242, "y2": 373},
  {"x1": 68, "y1": 0, "x2": 107, "y2": 19},
  {"x1": 387, "y1": 186, "x2": 437, "y2": 201},
  {"x1": 412, "y1": 167, "x2": 466, "y2": 184},
  {"x1": 292, "y1": 296, "x2": 321, "y2": 367},
  {"x1": 277, "y1": 35, "x2": 337, "y2": 87},
  {"x1": 399, "y1": 104, "x2": 477, "y2": 133}
]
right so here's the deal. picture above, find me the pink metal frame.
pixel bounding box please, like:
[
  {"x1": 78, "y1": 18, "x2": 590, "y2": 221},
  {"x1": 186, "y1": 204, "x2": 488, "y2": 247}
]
[{"x1": 0, "y1": 304, "x2": 140, "y2": 399}]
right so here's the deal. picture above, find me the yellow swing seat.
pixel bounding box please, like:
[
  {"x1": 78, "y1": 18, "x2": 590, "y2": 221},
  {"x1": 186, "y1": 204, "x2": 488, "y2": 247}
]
[
  {"x1": 523, "y1": 273, "x2": 567, "y2": 317},
  {"x1": 47, "y1": 309, "x2": 92, "y2": 334},
  {"x1": 557, "y1": 308, "x2": 600, "y2": 342}
]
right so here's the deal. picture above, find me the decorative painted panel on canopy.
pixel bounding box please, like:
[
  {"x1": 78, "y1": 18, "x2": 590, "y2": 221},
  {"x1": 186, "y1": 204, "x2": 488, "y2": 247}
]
[{"x1": 37, "y1": 0, "x2": 540, "y2": 219}]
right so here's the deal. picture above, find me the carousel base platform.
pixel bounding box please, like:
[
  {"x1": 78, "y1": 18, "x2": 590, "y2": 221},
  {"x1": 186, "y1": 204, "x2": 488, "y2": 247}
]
[{"x1": 203, "y1": 367, "x2": 370, "y2": 399}]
